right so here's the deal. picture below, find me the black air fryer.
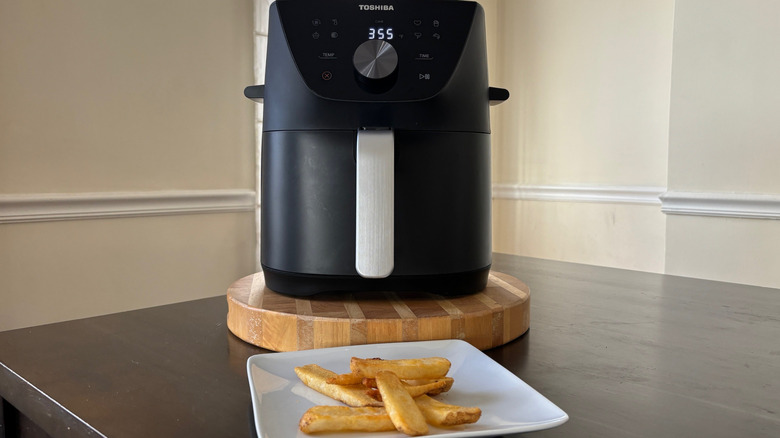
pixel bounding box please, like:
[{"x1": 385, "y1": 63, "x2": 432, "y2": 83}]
[{"x1": 245, "y1": 0, "x2": 508, "y2": 296}]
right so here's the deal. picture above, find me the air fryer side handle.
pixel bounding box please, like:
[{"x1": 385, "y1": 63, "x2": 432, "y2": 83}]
[
  {"x1": 489, "y1": 87, "x2": 510, "y2": 106},
  {"x1": 244, "y1": 85, "x2": 265, "y2": 103}
]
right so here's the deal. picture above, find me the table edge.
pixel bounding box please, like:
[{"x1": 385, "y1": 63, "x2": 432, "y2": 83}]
[{"x1": 1, "y1": 361, "x2": 104, "y2": 438}]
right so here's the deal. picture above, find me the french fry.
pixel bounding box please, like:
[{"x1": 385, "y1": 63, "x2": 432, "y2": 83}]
[
  {"x1": 376, "y1": 371, "x2": 429, "y2": 436},
  {"x1": 366, "y1": 377, "x2": 455, "y2": 401},
  {"x1": 325, "y1": 372, "x2": 364, "y2": 385},
  {"x1": 351, "y1": 357, "x2": 451, "y2": 380},
  {"x1": 362, "y1": 377, "x2": 453, "y2": 388},
  {"x1": 405, "y1": 377, "x2": 454, "y2": 396},
  {"x1": 414, "y1": 394, "x2": 482, "y2": 427},
  {"x1": 325, "y1": 357, "x2": 384, "y2": 384},
  {"x1": 298, "y1": 406, "x2": 395, "y2": 433},
  {"x1": 294, "y1": 364, "x2": 382, "y2": 407},
  {"x1": 366, "y1": 387, "x2": 382, "y2": 401}
]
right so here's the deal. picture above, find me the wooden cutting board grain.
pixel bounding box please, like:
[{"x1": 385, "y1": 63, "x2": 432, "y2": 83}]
[{"x1": 226, "y1": 271, "x2": 530, "y2": 351}]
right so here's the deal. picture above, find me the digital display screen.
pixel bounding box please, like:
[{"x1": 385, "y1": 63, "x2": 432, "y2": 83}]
[{"x1": 368, "y1": 27, "x2": 394, "y2": 40}]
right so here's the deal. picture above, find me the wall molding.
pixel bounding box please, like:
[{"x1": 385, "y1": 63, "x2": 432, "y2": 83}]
[
  {"x1": 660, "y1": 191, "x2": 780, "y2": 220},
  {"x1": 8, "y1": 187, "x2": 775, "y2": 223},
  {"x1": 491, "y1": 184, "x2": 780, "y2": 219},
  {"x1": 0, "y1": 190, "x2": 257, "y2": 224},
  {"x1": 492, "y1": 184, "x2": 665, "y2": 205}
]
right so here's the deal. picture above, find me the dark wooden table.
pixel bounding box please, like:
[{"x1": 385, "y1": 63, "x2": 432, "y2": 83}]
[{"x1": 2, "y1": 254, "x2": 779, "y2": 437}]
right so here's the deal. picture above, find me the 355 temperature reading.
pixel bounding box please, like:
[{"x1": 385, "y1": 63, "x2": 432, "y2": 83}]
[{"x1": 368, "y1": 27, "x2": 393, "y2": 40}]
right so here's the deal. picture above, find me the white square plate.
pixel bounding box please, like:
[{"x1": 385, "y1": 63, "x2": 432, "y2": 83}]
[{"x1": 247, "y1": 339, "x2": 568, "y2": 438}]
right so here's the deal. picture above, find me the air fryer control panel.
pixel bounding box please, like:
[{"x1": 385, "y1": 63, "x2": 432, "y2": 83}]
[{"x1": 276, "y1": 1, "x2": 477, "y2": 101}]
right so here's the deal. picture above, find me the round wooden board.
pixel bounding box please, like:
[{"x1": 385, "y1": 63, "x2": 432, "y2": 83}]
[{"x1": 226, "y1": 271, "x2": 530, "y2": 352}]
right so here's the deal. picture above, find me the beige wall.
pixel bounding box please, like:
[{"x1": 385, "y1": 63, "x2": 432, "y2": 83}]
[
  {"x1": 665, "y1": 0, "x2": 780, "y2": 287},
  {"x1": 489, "y1": 0, "x2": 673, "y2": 273},
  {"x1": 0, "y1": 0, "x2": 256, "y2": 331},
  {"x1": 0, "y1": 214, "x2": 255, "y2": 330},
  {"x1": 491, "y1": 0, "x2": 673, "y2": 187},
  {"x1": 0, "y1": 0, "x2": 255, "y2": 193},
  {"x1": 494, "y1": 199, "x2": 666, "y2": 272},
  {"x1": 490, "y1": 0, "x2": 780, "y2": 288}
]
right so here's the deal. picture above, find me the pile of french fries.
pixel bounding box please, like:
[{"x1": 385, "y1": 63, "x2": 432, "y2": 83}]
[{"x1": 294, "y1": 356, "x2": 481, "y2": 436}]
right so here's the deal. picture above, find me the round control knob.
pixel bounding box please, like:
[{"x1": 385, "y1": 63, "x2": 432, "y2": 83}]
[{"x1": 353, "y1": 40, "x2": 398, "y2": 80}]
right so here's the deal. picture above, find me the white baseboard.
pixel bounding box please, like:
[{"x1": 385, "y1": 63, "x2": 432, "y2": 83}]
[
  {"x1": 492, "y1": 184, "x2": 665, "y2": 205},
  {"x1": 660, "y1": 191, "x2": 780, "y2": 219},
  {"x1": 0, "y1": 189, "x2": 257, "y2": 224}
]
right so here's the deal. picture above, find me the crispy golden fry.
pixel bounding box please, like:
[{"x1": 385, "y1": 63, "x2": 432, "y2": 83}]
[
  {"x1": 366, "y1": 387, "x2": 382, "y2": 401},
  {"x1": 324, "y1": 357, "x2": 383, "y2": 385},
  {"x1": 406, "y1": 377, "x2": 454, "y2": 396},
  {"x1": 414, "y1": 394, "x2": 481, "y2": 427},
  {"x1": 351, "y1": 357, "x2": 451, "y2": 380},
  {"x1": 294, "y1": 364, "x2": 382, "y2": 407},
  {"x1": 363, "y1": 377, "x2": 452, "y2": 388},
  {"x1": 325, "y1": 372, "x2": 364, "y2": 385},
  {"x1": 376, "y1": 371, "x2": 429, "y2": 436},
  {"x1": 366, "y1": 377, "x2": 455, "y2": 401},
  {"x1": 298, "y1": 406, "x2": 395, "y2": 433}
]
